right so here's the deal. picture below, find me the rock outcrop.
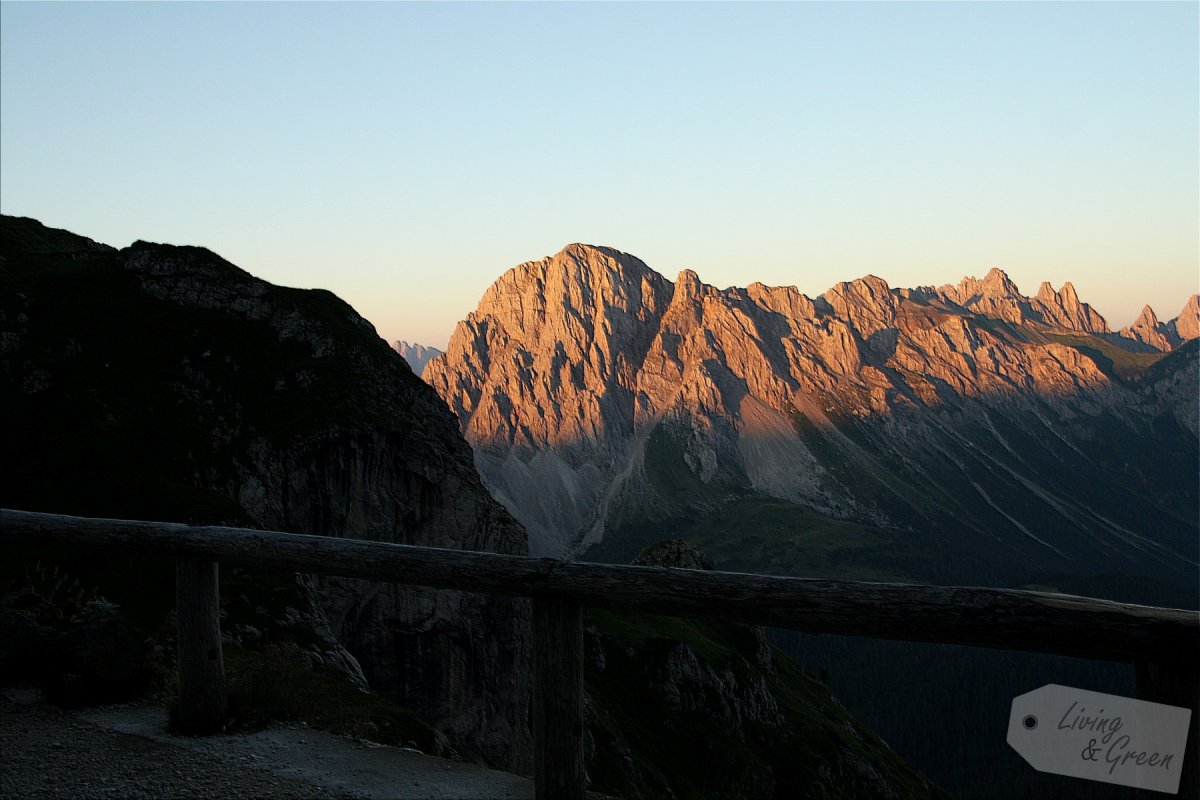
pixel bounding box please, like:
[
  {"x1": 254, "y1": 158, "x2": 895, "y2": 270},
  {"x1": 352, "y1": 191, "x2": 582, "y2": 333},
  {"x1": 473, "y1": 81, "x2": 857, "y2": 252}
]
[
  {"x1": 0, "y1": 216, "x2": 531, "y2": 770},
  {"x1": 426, "y1": 245, "x2": 1198, "y2": 589}
]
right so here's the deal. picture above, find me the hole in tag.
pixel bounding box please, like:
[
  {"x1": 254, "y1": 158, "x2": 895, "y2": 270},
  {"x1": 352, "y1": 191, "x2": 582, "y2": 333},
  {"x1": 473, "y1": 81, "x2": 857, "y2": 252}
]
[{"x1": 1023, "y1": 715, "x2": 1038, "y2": 730}]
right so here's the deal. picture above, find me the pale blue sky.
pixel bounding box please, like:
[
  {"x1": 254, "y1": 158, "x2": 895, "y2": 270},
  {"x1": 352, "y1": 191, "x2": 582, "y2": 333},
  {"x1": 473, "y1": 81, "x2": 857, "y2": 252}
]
[{"x1": 2, "y1": 1, "x2": 1197, "y2": 348}]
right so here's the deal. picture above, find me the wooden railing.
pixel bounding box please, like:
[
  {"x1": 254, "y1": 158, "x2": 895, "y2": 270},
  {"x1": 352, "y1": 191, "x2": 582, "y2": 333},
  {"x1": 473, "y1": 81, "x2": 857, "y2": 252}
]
[{"x1": 3, "y1": 508, "x2": 1197, "y2": 798}]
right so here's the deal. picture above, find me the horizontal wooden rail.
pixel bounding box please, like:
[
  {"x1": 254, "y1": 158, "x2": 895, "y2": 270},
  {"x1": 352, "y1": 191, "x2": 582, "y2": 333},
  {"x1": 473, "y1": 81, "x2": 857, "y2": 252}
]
[
  {"x1": 3, "y1": 508, "x2": 1196, "y2": 664},
  {"x1": 4, "y1": 507, "x2": 1199, "y2": 799}
]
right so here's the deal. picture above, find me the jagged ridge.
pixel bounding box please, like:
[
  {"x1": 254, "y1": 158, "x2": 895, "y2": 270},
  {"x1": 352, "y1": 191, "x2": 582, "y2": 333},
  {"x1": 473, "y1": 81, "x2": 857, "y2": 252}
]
[{"x1": 425, "y1": 245, "x2": 1198, "y2": 592}]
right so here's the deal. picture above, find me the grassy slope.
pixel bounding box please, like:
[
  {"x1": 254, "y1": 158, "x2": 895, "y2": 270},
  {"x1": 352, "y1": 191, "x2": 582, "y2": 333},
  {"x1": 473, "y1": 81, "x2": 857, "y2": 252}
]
[
  {"x1": 584, "y1": 609, "x2": 945, "y2": 800},
  {"x1": 1036, "y1": 330, "x2": 1168, "y2": 381}
]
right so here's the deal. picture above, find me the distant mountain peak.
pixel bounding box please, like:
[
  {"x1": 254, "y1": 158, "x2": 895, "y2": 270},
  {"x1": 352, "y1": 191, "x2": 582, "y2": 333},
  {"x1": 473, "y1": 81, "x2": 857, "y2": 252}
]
[
  {"x1": 556, "y1": 242, "x2": 623, "y2": 260},
  {"x1": 1170, "y1": 294, "x2": 1200, "y2": 341},
  {"x1": 478, "y1": 243, "x2": 665, "y2": 322},
  {"x1": 1119, "y1": 305, "x2": 1174, "y2": 352},
  {"x1": 550, "y1": 242, "x2": 650, "y2": 273},
  {"x1": 671, "y1": 269, "x2": 705, "y2": 303},
  {"x1": 941, "y1": 268, "x2": 1020, "y2": 305},
  {"x1": 936, "y1": 272, "x2": 1108, "y2": 333},
  {"x1": 980, "y1": 267, "x2": 1020, "y2": 297},
  {"x1": 393, "y1": 340, "x2": 443, "y2": 377},
  {"x1": 1124, "y1": 294, "x2": 1200, "y2": 352},
  {"x1": 935, "y1": 269, "x2": 1025, "y2": 325}
]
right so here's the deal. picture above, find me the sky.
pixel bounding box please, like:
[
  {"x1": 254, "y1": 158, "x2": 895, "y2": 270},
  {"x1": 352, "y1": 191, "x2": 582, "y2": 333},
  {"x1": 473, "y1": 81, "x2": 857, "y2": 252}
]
[{"x1": 2, "y1": 2, "x2": 1197, "y2": 349}]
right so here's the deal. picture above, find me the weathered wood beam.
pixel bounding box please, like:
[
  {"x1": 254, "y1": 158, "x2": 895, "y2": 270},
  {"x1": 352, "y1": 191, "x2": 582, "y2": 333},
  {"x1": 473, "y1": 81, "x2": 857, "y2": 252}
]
[
  {"x1": 175, "y1": 558, "x2": 227, "y2": 734},
  {"x1": 3, "y1": 508, "x2": 1196, "y2": 664},
  {"x1": 533, "y1": 597, "x2": 585, "y2": 800}
]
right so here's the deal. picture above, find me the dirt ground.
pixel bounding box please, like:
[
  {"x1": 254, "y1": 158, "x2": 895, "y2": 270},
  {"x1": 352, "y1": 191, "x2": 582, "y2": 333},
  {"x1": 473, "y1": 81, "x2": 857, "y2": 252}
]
[{"x1": 1, "y1": 687, "x2": 535, "y2": 800}]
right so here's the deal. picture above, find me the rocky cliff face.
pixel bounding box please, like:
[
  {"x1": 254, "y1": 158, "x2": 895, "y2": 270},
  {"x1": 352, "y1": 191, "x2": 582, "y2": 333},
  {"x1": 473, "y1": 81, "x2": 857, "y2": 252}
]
[
  {"x1": 425, "y1": 244, "x2": 674, "y2": 554},
  {"x1": 1, "y1": 216, "x2": 531, "y2": 769},
  {"x1": 393, "y1": 340, "x2": 443, "y2": 376},
  {"x1": 426, "y1": 245, "x2": 1198, "y2": 590}
]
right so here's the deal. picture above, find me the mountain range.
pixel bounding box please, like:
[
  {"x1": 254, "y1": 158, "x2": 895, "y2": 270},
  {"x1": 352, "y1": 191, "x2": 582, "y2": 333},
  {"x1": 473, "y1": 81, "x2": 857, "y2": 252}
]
[{"x1": 424, "y1": 244, "x2": 1198, "y2": 596}]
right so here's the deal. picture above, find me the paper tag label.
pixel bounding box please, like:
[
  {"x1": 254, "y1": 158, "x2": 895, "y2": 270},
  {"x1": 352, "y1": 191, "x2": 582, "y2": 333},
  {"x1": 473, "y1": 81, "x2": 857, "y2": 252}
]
[{"x1": 1008, "y1": 684, "x2": 1192, "y2": 794}]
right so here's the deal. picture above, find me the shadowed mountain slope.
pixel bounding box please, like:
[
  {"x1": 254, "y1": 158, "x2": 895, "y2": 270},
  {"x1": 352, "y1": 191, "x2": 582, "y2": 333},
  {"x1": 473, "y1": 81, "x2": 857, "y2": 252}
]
[{"x1": 0, "y1": 215, "x2": 531, "y2": 769}]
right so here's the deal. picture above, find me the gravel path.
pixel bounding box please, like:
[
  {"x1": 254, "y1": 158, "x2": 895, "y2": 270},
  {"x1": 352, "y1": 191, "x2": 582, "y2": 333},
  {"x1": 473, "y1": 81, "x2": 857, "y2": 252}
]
[{"x1": 1, "y1": 688, "x2": 535, "y2": 800}]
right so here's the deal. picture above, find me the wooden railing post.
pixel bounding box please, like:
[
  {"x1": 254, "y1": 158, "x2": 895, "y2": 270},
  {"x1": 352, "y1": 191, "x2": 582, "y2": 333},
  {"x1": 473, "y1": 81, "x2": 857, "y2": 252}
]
[
  {"x1": 175, "y1": 558, "x2": 227, "y2": 734},
  {"x1": 1135, "y1": 657, "x2": 1198, "y2": 798},
  {"x1": 533, "y1": 596, "x2": 585, "y2": 800}
]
